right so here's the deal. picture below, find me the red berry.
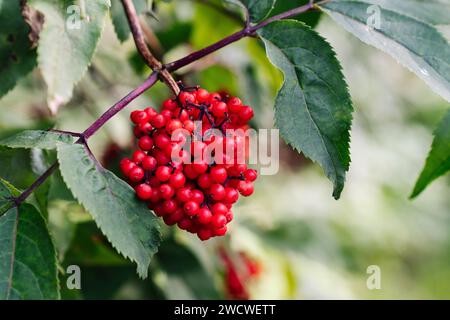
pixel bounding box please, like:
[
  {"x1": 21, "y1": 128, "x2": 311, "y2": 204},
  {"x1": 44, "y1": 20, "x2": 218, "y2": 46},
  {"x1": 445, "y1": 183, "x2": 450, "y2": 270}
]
[
  {"x1": 210, "y1": 166, "x2": 227, "y2": 184},
  {"x1": 184, "y1": 201, "x2": 199, "y2": 216},
  {"x1": 155, "y1": 166, "x2": 172, "y2": 182},
  {"x1": 162, "y1": 199, "x2": 178, "y2": 214},
  {"x1": 132, "y1": 150, "x2": 146, "y2": 164},
  {"x1": 176, "y1": 187, "x2": 192, "y2": 202},
  {"x1": 128, "y1": 166, "x2": 144, "y2": 182},
  {"x1": 141, "y1": 156, "x2": 157, "y2": 171},
  {"x1": 198, "y1": 229, "x2": 213, "y2": 241},
  {"x1": 120, "y1": 158, "x2": 135, "y2": 175},
  {"x1": 155, "y1": 133, "x2": 170, "y2": 149},
  {"x1": 178, "y1": 218, "x2": 193, "y2": 230},
  {"x1": 138, "y1": 136, "x2": 154, "y2": 151},
  {"x1": 197, "y1": 207, "x2": 212, "y2": 224},
  {"x1": 228, "y1": 97, "x2": 242, "y2": 113},
  {"x1": 163, "y1": 99, "x2": 178, "y2": 111},
  {"x1": 214, "y1": 226, "x2": 227, "y2": 236},
  {"x1": 244, "y1": 169, "x2": 257, "y2": 182},
  {"x1": 238, "y1": 181, "x2": 254, "y2": 196},
  {"x1": 212, "y1": 214, "x2": 227, "y2": 228},
  {"x1": 151, "y1": 114, "x2": 166, "y2": 128},
  {"x1": 192, "y1": 161, "x2": 209, "y2": 174},
  {"x1": 144, "y1": 107, "x2": 158, "y2": 118},
  {"x1": 191, "y1": 189, "x2": 205, "y2": 204},
  {"x1": 135, "y1": 183, "x2": 152, "y2": 200},
  {"x1": 239, "y1": 106, "x2": 254, "y2": 122},
  {"x1": 159, "y1": 184, "x2": 175, "y2": 199},
  {"x1": 130, "y1": 110, "x2": 149, "y2": 124},
  {"x1": 225, "y1": 211, "x2": 233, "y2": 222},
  {"x1": 210, "y1": 183, "x2": 225, "y2": 201},
  {"x1": 224, "y1": 187, "x2": 239, "y2": 204},
  {"x1": 179, "y1": 91, "x2": 195, "y2": 106},
  {"x1": 167, "y1": 119, "x2": 183, "y2": 134},
  {"x1": 211, "y1": 101, "x2": 228, "y2": 118},
  {"x1": 198, "y1": 173, "x2": 212, "y2": 189},
  {"x1": 169, "y1": 172, "x2": 186, "y2": 189},
  {"x1": 212, "y1": 202, "x2": 228, "y2": 216},
  {"x1": 196, "y1": 88, "x2": 210, "y2": 103}
]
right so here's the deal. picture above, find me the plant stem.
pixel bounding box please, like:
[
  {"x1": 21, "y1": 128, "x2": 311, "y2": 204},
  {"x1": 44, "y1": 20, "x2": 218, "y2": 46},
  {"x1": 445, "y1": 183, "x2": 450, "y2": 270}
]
[
  {"x1": 83, "y1": 72, "x2": 159, "y2": 139},
  {"x1": 121, "y1": 0, "x2": 180, "y2": 95},
  {"x1": 13, "y1": 162, "x2": 58, "y2": 207},
  {"x1": 166, "y1": 1, "x2": 315, "y2": 71},
  {"x1": 13, "y1": 1, "x2": 319, "y2": 206}
]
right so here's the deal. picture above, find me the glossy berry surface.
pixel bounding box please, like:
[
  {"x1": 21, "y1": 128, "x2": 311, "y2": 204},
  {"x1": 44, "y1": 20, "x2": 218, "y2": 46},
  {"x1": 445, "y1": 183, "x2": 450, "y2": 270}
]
[{"x1": 120, "y1": 87, "x2": 257, "y2": 240}]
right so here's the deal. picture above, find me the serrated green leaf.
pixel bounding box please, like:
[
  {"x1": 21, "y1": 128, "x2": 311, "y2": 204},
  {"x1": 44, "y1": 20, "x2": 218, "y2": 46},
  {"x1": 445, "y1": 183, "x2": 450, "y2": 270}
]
[
  {"x1": 30, "y1": 0, "x2": 110, "y2": 113},
  {"x1": 0, "y1": 180, "x2": 59, "y2": 300},
  {"x1": 0, "y1": 130, "x2": 75, "y2": 150},
  {"x1": 56, "y1": 143, "x2": 161, "y2": 278},
  {"x1": 224, "y1": 0, "x2": 275, "y2": 22},
  {"x1": 258, "y1": 20, "x2": 353, "y2": 199},
  {"x1": 356, "y1": 0, "x2": 450, "y2": 25},
  {"x1": 321, "y1": 1, "x2": 450, "y2": 103},
  {"x1": 269, "y1": 0, "x2": 322, "y2": 28},
  {"x1": 111, "y1": 0, "x2": 146, "y2": 42},
  {"x1": 0, "y1": 0, "x2": 37, "y2": 98},
  {"x1": 411, "y1": 110, "x2": 450, "y2": 198}
]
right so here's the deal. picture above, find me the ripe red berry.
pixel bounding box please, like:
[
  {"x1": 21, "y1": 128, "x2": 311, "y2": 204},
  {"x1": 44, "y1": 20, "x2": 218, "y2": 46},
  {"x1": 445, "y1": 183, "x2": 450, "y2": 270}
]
[
  {"x1": 176, "y1": 187, "x2": 192, "y2": 202},
  {"x1": 196, "y1": 88, "x2": 210, "y2": 103},
  {"x1": 167, "y1": 119, "x2": 183, "y2": 134},
  {"x1": 178, "y1": 218, "x2": 192, "y2": 230},
  {"x1": 138, "y1": 136, "x2": 154, "y2": 151},
  {"x1": 210, "y1": 166, "x2": 227, "y2": 184},
  {"x1": 162, "y1": 199, "x2": 178, "y2": 214},
  {"x1": 227, "y1": 97, "x2": 242, "y2": 113},
  {"x1": 169, "y1": 172, "x2": 186, "y2": 189},
  {"x1": 132, "y1": 150, "x2": 146, "y2": 164},
  {"x1": 155, "y1": 166, "x2": 172, "y2": 182},
  {"x1": 224, "y1": 187, "x2": 239, "y2": 204},
  {"x1": 239, "y1": 106, "x2": 254, "y2": 122},
  {"x1": 212, "y1": 214, "x2": 227, "y2": 228},
  {"x1": 192, "y1": 161, "x2": 209, "y2": 174},
  {"x1": 130, "y1": 110, "x2": 149, "y2": 124},
  {"x1": 135, "y1": 183, "x2": 152, "y2": 200},
  {"x1": 179, "y1": 91, "x2": 195, "y2": 106},
  {"x1": 198, "y1": 229, "x2": 213, "y2": 241},
  {"x1": 120, "y1": 158, "x2": 135, "y2": 175},
  {"x1": 128, "y1": 166, "x2": 144, "y2": 182},
  {"x1": 154, "y1": 133, "x2": 170, "y2": 149},
  {"x1": 244, "y1": 169, "x2": 257, "y2": 182},
  {"x1": 238, "y1": 181, "x2": 254, "y2": 197},
  {"x1": 151, "y1": 114, "x2": 166, "y2": 128},
  {"x1": 211, "y1": 101, "x2": 228, "y2": 118},
  {"x1": 159, "y1": 184, "x2": 175, "y2": 199},
  {"x1": 184, "y1": 201, "x2": 199, "y2": 216},
  {"x1": 191, "y1": 189, "x2": 205, "y2": 204},
  {"x1": 163, "y1": 99, "x2": 178, "y2": 111},
  {"x1": 212, "y1": 202, "x2": 228, "y2": 216},
  {"x1": 225, "y1": 211, "x2": 234, "y2": 222},
  {"x1": 214, "y1": 226, "x2": 227, "y2": 236},
  {"x1": 210, "y1": 183, "x2": 225, "y2": 201},
  {"x1": 141, "y1": 156, "x2": 157, "y2": 171},
  {"x1": 198, "y1": 173, "x2": 213, "y2": 189},
  {"x1": 197, "y1": 207, "x2": 212, "y2": 224}
]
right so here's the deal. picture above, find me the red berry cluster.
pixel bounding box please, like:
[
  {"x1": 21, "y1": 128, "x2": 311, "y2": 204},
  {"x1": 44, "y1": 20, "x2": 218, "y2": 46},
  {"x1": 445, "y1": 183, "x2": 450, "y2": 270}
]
[{"x1": 119, "y1": 86, "x2": 257, "y2": 241}]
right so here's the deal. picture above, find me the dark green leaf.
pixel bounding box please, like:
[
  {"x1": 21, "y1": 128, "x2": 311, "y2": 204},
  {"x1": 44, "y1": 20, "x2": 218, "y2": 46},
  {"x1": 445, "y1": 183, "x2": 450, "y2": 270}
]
[
  {"x1": 269, "y1": 0, "x2": 322, "y2": 28},
  {"x1": 411, "y1": 110, "x2": 450, "y2": 198},
  {"x1": 29, "y1": 0, "x2": 110, "y2": 113},
  {"x1": 0, "y1": 130, "x2": 75, "y2": 150},
  {"x1": 111, "y1": 0, "x2": 147, "y2": 42},
  {"x1": 0, "y1": 0, "x2": 37, "y2": 98},
  {"x1": 225, "y1": 0, "x2": 275, "y2": 22},
  {"x1": 321, "y1": 1, "x2": 450, "y2": 103},
  {"x1": 258, "y1": 21, "x2": 353, "y2": 199},
  {"x1": 0, "y1": 180, "x2": 59, "y2": 300},
  {"x1": 57, "y1": 143, "x2": 161, "y2": 278}
]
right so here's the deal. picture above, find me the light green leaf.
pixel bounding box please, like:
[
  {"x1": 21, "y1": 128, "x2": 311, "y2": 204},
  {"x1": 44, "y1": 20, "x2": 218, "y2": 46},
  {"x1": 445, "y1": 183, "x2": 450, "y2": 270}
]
[
  {"x1": 225, "y1": 0, "x2": 275, "y2": 22},
  {"x1": 258, "y1": 21, "x2": 353, "y2": 199},
  {"x1": 0, "y1": 0, "x2": 37, "y2": 98},
  {"x1": 0, "y1": 180, "x2": 59, "y2": 300},
  {"x1": 111, "y1": 0, "x2": 146, "y2": 42},
  {"x1": 30, "y1": 0, "x2": 110, "y2": 113},
  {"x1": 356, "y1": 0, "x2": 450, "y2": 25},
  {"x1": 321, "y1": 1, "x2": 450, "y2": 103},
  {"x1": 57, "y1": 143, "x2": 161, "y2": 278},
  {"x1": 0, "y1": 130, "x2": 75, "y2": 150},
  {"x1": 411, "y1": 110, "x2": 450, "y2": 198}
]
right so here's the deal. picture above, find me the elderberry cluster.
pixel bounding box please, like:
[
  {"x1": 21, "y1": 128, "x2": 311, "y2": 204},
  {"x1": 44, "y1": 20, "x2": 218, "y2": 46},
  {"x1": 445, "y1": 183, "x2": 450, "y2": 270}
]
[{"x1": 119, "y1": 86, "x2": 257, "y2": 240}]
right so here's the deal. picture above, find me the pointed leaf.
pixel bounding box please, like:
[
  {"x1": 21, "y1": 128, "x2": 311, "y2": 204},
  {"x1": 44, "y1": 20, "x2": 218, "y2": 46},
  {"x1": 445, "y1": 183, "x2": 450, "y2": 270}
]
[
  {"x1": 57, "y1": 143, "x2": 161, "y2": 278},
  {"x1": 224, "y1": 0, "x2": 275, "y2": 22},
  {"x1": 0, "y1": 180, "x2": 59, "y2": 300},
  {"x1": 0, "y1": 130, "x2": 75, "y2": 150},
  {"x1": 258, "y1": 21, "x2": 353, "y2": 199},
  {"x1": 321, "y1": 1, "x2": 450, "y2": 103},
  {"x1": 29, "y1": 0, "x2": 110, "y2": 112},
  {"x1": 411, "y1": 110, "x2": 450, "y2": 198},
  {"x1": 111, "y1": 0, "x2": 146, "y2": 42}
]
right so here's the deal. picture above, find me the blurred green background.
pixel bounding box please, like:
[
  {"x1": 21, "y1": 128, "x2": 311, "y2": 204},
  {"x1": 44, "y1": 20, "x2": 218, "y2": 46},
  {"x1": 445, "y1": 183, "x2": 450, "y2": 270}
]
[{"x1": 1, "y1": 1, "x2": 450, "y2": 299}]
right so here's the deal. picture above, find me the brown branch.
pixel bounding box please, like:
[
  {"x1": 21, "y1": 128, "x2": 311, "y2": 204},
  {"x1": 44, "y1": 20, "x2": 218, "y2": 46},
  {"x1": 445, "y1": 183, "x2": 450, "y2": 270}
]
[{"x1": 121, "y1": 0, "x2": 180, "y2": 95}]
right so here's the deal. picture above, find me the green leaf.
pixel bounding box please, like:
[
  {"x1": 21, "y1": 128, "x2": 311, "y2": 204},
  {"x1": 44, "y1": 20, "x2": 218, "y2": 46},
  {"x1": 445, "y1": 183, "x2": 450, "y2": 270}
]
[
  {"x1": 111, "y1": 0, "x2": 146, "y2": 42},
  {"x1": 0, "y1": 130, "x2": 75, "y2": 150},
  {"x1": 321, "y1": 1, "x2": 450, "y2": 103},
  {"x1": 0, "y1": 180, "x2": 59, "y2": 300},
  {"x1": 269, "y1": 0, "x2": 322, "y2": 28},
  {"x1": 0, "y1": 0, "x2": 37, "y2": 98},
  {"x1": 57, "y1": 143, "x2": 161, "y2": 278},
  {"x1": 411, "y1": 110, "x2": 450, "y2": 198},
  {"x1": 29, "y1": 0, "x2": 110, "y2": 113},
  {"x1": 225, "y1": 0, "x2": 275, "y2": 22},
  {"x1": 258, "y1": 21, "x2": 353, "y2": 199},
  {"x1": 356, "y1": 0, "x2": 450, "y2": 26}
]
